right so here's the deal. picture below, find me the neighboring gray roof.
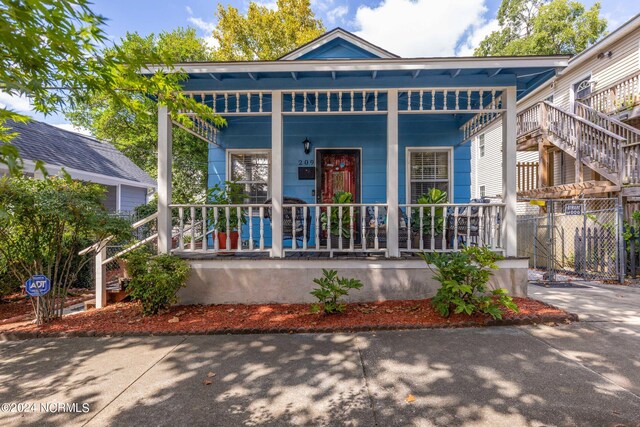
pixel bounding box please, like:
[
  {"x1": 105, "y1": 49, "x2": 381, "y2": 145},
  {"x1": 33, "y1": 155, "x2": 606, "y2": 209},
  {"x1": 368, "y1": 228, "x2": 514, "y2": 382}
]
[{"x1": 4, "y1": 120, "x2": 156, "y2": 187}]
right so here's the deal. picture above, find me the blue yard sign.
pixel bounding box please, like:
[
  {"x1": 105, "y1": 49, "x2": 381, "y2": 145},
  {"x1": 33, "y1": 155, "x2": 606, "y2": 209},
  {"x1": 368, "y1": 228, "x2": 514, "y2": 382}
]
[{"x1": 25, "y1": 275, "x2": 51, "y2": 297}]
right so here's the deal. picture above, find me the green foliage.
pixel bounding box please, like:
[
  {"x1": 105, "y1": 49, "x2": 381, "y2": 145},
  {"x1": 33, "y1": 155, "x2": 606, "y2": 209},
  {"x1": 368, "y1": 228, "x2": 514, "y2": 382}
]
[
  {"x1": 212, "y1": 0, "x2": 325, "y2": 61},
  {"x1": 310, "y1": 269, "x2": 363, "y2": 314},
  {"x1": 124, "y1": 249, "x2": 190, "y2": 316},
  {"x1": 0, "y1": 175, "x2": 132, "y2": 323},
  {"x1": 475, "y1": 0, "x2": 607, "y2": 56},
  {"x1": 1, "y1": 1, "x2": 221, "y2": 184},
  {"x1": 420, "y1": 247, "x2": 518, "y2": 320},
  {"x1": 320, "y1": 191, "x2": 353, "y2": 238},
  {"x1": 411, "y1": 188, "x2": 447, "y2": 235},
  {"x1": 207, "y1": 181, "x2": 247, "y2": 232},
  {"x1": 64, "y1": 28, "x2": 215, "y2": 203},
  {"x1": 623, "y1": 210, "x2": 640, "y2": 242}
]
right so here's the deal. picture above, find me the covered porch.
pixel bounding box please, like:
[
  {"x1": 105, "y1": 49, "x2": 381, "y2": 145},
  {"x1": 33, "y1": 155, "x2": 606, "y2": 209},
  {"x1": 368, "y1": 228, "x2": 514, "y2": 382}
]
[{"x1": 158, "y1": 85, "x2": 521, "y2": 259}]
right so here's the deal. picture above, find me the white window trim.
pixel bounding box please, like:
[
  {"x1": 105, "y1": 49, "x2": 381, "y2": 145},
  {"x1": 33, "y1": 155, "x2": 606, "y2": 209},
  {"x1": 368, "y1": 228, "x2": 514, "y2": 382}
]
[
  {"x1": 478, "y1": 134, "x2": 485, "y2": 157},
  {"x1": 570, "y1": 72, "x2": 592, "y2": 111},
  {"x1": 405, "y1": 146, "x2": 454, "y2": 203},
  {"x1": 226, "y1": 148, "x2": 272, "y2": 203}
]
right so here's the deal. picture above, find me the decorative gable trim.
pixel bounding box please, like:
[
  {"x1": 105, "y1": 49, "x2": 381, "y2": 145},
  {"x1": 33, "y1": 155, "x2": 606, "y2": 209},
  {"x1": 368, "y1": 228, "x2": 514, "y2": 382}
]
[{"x1": 279, "y1": 28, "x2": 399, "y2": 60}]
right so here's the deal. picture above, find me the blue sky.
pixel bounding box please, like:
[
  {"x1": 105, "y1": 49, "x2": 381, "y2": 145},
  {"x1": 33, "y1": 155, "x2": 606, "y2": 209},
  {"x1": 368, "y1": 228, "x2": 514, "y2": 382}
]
[{"x1": 1, "y1": 0, "x2": 637, "y2": 130}]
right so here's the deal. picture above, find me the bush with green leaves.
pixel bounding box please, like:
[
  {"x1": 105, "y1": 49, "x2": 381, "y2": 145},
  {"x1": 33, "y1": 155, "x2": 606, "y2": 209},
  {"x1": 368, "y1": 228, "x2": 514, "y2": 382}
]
[
  {"x1": 124, "y1": 249, "x2": 190, "y2": 315},
  {"x1": 310, "y1": 269, "x2": 363, "y2": 314},
  {"x1": 0, "y1": 174, "x2": 131, "y2": 323},
  {"x1": 419, "y1": 247, "x2": 519, "y2": 320},
  {"x1": 320, "y1": 191, "x2": 353, "y2": 238}
]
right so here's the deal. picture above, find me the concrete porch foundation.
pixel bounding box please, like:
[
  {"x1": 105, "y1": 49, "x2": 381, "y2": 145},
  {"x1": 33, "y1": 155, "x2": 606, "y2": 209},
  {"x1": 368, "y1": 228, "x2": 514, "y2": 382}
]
[{"x1": 177, "y1": 258, "x2": 529, "y2": 305}]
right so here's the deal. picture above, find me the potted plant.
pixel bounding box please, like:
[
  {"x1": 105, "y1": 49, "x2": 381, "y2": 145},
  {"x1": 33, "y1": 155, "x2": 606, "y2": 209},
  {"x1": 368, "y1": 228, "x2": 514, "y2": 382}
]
[
  {"x1": 411, "y1": 188, "x2": 447, "y2": 250},
  {"x1": 321, "y1": 191, "x2": 353, "y2": 249},
  {"x1": 207, "y1": 181, "x2": 247, "y2": 250}
]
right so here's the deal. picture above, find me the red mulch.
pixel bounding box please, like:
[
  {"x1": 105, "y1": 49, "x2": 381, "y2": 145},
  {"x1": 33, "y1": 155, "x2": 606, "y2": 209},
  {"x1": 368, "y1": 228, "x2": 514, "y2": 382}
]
[
  {"x1": 0, "y1": 290, "x2": 94, "y2": 325},
  {"x1": 0, "y1": 297, "x2": 576, "y2": 337}
]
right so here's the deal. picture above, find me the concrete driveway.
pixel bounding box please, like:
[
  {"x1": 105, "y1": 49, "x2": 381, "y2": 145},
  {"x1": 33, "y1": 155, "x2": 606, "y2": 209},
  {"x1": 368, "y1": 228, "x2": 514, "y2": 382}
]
[{"x1": 1, "y1": 282, "x2": 640, "y2": 426}]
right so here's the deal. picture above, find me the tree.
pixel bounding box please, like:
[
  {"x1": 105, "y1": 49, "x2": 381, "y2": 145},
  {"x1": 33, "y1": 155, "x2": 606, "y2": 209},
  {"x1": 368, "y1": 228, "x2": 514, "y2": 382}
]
[
  {"x1": 212, "y1": 0, "x2": 325, "y2": 61},
  {"x1": 65, "y1": 29, "x2": 213, "y2": 203},
  {"x1": 0, "y1": 0, "x2": 222, "y2": 174},
  {"x1": 474, "y1": 0, "x2": 607, "y2": 56},
  {"x1": 0, "y1": 174, "x2": 132, "y2": 323}
]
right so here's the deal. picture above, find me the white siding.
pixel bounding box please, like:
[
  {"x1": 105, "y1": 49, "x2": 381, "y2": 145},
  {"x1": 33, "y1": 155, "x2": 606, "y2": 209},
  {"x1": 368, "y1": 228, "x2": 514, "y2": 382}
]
[
  {"x1": 119, "y1": 185, "x2": 147, "y2": 213},
  {"x1": 470, "y1": 119, "x2": 539, "y2": 199},
  {"x1": 521, "y1": 27, "x2": 640, "y2": 112}
]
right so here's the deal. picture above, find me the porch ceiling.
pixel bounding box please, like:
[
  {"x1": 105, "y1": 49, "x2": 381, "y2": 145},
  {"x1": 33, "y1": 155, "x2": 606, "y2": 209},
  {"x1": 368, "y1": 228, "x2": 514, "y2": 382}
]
[{"x1": 148, "y1": 56, "x2": 568, "y2": 101}]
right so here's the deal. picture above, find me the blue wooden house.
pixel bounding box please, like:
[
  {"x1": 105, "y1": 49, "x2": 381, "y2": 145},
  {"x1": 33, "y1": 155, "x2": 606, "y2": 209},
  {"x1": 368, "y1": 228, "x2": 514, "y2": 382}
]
[{"x1": 97, "y1": 29, "x2": 569, "y2": 306}]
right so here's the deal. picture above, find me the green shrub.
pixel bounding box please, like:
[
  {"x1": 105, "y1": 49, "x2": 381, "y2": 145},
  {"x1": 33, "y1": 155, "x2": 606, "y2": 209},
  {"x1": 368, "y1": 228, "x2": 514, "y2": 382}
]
[
  {"x1": 0, "y1": 175, "x2": 131, "y2": 323},
  {"x1": 320, "y1": 191, "x2": 353, "y2": 238},
  {"x1": 419, "y1": 247, "x2": 519, "y2": 320},
  {"x1": 124, "y1": 249, "x2": 190, "y2": 315},
  {"x1": 310, "y1": 269, "x2": 363, "y2": 314}
]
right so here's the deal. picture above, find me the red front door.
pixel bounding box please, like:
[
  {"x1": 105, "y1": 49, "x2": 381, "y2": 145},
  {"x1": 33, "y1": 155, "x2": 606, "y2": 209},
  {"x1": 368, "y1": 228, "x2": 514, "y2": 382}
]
[{"x1": 316, "y1": 150, "x2": 360, "y2": 203}]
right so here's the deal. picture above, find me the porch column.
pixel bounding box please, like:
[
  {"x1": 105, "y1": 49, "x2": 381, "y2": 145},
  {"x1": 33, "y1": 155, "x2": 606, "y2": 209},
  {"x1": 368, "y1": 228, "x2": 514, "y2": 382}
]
[
  {"x1": 387, "y1": 89, "x2": 399, "y2": 257},
  {"x1": 157, "y1": 104, "x2": 173, "y2": 254},
  {"x1": 271, "y1": 91, "x2": 284, "y2": 258},
  {"x1": 501, "y1": 87, "x2": 517, "y2": 257}
]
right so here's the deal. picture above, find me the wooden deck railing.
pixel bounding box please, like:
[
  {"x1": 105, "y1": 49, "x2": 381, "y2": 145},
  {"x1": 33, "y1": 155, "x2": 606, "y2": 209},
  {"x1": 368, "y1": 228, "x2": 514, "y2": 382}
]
[
  {"x1": 575, "y1": 102, "x2": 640, "y2": 185},
  {"x1": 517, "y1": 101, "x2": 630, "y2": 185},
  {"x1": 517, "y1": 162, "x2": 539, "y2": 192},
  {"x1": 580, "y1": 71, "x2": 640, "y2": 115}
]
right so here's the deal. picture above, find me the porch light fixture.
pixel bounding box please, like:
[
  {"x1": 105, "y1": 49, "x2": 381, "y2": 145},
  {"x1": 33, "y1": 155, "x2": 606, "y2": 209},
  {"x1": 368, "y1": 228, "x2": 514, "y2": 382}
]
[{"x1": 302, "y1": 137, "x2": 311, "y2": 154}]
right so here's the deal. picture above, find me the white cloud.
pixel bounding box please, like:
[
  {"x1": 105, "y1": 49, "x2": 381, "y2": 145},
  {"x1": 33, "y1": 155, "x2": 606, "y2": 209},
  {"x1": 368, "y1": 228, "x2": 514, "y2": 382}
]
[
  {"x1": 311, "y1": 0, "x2": 334, "y2": 12},
  {"x1": 457, "y1": 18, "x2": 499, "y2": 56},
  {"x1": 188, "y1": 16, "x2": 216, "y2": 34},
  {"x1": 185, "y1": 6, "x2": 218, "y2": 49},
  {"x1": 0, "y1": 92, "x2": 31, "y2": 113},
  {"x1": 354, "y1": 0, "x2": 488, "y2": 57},
  {"x1": 254, "y1": 0, "x2": 277, "y2": 10},
  {"x1": 327, "y1": 5, "x2": 349, "y2": 25},
  {"x1": 52, "y1": 123, "x2": 92, "y2": 137}
]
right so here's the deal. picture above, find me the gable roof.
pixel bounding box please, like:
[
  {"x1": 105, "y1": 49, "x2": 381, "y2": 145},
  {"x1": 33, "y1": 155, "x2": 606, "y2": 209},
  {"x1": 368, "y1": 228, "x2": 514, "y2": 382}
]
[
  {"x1": 4, "y1": 120, "x2": 156, "y2": 187},
  {"x1": 279, "y1": 28, "x2": 399, "y2": 60}
]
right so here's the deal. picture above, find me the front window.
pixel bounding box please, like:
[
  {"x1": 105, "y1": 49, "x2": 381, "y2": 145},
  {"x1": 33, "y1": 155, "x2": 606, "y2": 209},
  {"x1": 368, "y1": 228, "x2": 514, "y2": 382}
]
[
  {"x1": 408, "y1": 149, "x2": 450, "y2": 203},
  {"x1": 479, "y1": 134, "x2": 485, "y2": 157},
  {"x1": 228, "y1": 151, "x2": 271, "y2": 204}
]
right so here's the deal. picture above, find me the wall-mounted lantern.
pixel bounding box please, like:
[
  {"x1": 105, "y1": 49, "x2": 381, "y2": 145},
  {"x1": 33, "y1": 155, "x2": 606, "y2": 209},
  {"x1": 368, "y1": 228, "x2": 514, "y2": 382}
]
[{"x1": 302, "y1": 137, "x2": 311, "y2": 155}]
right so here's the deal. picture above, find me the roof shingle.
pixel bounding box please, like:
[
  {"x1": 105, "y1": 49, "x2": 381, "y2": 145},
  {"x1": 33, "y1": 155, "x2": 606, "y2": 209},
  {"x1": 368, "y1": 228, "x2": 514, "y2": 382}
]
[{"x1": 3, "y1": 120, "x2": 156, "y2": 187}]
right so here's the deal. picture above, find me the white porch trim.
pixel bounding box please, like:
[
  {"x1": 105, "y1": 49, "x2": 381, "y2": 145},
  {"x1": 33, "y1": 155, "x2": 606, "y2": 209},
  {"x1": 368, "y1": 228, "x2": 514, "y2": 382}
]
[
  {"x1": 501, "y1": 87, "x2": 518, "y2": 257},
  {"x1": 270, "y1": 90, "x2": 284, "y2": 258},
  {"x1": 387, "y1": 88, "x2": 399, "y2": 257},
  {"x1": 157, "y1": 104, "x2": 173, "y2": 254},
  {"x1": 147, "y1": 57, "x2": 569, "y2": 75}
]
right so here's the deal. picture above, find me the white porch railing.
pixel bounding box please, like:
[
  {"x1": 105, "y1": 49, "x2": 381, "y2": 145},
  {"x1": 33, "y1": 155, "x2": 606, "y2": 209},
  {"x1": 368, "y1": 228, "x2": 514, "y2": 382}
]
[
  {"x1": 282, "y1": 203, "x2": 388, "y2": 256},
  {"x1": 168, "y1": 202, "x2": 506, "y2": 256},
  {"x1": 171, "y1": 204, "x2": 272, "y2": 254},
  {"x1": 399, "y1": 203, "x2": 505, "y2": 253}
]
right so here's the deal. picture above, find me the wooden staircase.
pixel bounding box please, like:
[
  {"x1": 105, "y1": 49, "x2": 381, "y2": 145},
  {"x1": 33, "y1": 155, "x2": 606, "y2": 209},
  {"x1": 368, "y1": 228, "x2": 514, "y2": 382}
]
[{"x1": 516, "y1": 101, "x2": 640, "y2": 197}]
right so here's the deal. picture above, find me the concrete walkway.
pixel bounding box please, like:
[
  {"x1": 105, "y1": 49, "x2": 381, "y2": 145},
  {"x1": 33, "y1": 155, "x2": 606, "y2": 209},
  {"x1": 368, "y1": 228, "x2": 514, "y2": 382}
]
[{"x1": 1, "y1": 283, "x2": 640, "y2": 426}]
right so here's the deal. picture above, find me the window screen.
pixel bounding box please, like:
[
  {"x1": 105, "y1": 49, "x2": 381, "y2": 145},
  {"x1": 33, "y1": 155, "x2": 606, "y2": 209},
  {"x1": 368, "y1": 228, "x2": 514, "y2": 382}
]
[
  {"x1": 409, "y1": 150, "x2": 450, "y2": 203},
  {"x1": 229, "y1": 151, "x2": 271, "y2": 204}
]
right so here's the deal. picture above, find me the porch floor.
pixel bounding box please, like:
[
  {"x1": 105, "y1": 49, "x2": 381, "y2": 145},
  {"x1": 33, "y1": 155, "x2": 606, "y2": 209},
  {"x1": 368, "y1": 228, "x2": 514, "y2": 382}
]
[{"x1": 172, "y1": 250, "x2": 426, "y2": 261}]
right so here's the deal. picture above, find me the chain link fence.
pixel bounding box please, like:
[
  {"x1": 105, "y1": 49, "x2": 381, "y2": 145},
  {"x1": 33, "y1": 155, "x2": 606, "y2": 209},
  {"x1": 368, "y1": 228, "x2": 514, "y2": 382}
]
[{"x1": 517, "y1": 198, "x2": 623, "y2": 282}]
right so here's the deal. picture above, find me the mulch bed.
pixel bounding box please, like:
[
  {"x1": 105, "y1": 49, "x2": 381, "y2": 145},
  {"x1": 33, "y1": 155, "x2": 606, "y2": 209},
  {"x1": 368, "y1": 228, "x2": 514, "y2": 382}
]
[
  {"x1": 0, "y1": 290, "x2": 94, "y2": 325},
  {"x1": 0, "y1": 297, "x2": 577, "y2": 339}
]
